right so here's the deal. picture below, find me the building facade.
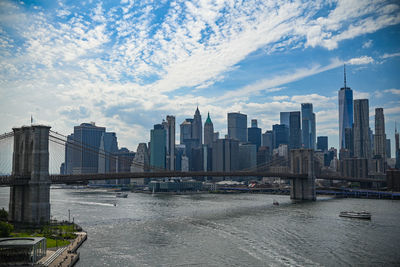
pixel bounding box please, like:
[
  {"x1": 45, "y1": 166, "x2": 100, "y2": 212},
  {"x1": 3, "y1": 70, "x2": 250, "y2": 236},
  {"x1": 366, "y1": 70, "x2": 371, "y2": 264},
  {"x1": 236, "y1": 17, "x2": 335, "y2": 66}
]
[
  {"x1": 353, "y1": 99, "x2": 370, "y2": 159},
  {"x1": 301, "y1": 103, "x2": 316, "y2": 149},
  {"x1": 150, "y1": 124, "x2": 166, "y2": 170},
  {"x1": 204, "y1": 112, "x2": 214, "y2": 147},
  {"x1": 374, "y1": 108, "x2": 386, "y2": 160},
  {"x1": 247, "y1": 119, "x2": 261, "y2": 150},
  {"x1": 228, "y1": 112, "x2": 247, "y2": 143},
  {"x1": 289, "y1": 111, "x2": 301, "y2": 150},
  {"x1": 338, "y1": 66, "x2": 354, "y2": 149}
]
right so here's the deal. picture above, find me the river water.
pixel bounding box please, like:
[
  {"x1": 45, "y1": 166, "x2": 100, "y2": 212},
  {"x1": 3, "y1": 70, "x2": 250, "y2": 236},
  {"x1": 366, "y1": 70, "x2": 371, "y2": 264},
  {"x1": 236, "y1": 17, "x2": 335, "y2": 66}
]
[{"x1": 0, "y1": 187, "x2": 399, "y2": 266}]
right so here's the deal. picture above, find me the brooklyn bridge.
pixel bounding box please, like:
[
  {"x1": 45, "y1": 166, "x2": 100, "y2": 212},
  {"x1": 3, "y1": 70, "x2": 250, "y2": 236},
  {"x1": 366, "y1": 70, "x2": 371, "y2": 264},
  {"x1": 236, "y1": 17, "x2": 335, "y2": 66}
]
[{"x1": 0, "y1": 125, "x2": 389, "y2": 225}]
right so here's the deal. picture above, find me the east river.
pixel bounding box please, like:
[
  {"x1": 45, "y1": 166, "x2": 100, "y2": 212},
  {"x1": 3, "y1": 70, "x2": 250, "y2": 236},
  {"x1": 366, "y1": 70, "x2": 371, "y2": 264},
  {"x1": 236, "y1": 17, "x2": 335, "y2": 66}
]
[{"x1": 1, "y1": 187, "x2": 400, "y2": 266}]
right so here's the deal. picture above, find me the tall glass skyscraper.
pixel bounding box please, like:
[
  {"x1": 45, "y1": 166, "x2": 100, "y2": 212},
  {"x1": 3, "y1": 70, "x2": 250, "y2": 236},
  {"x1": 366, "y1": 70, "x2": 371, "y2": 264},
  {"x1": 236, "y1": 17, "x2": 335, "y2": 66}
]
[
  {"x1": 301, "y1": 103, "x2": 316, "y2": 149},
  {"x1": 353, "y1": 99, "x2": 370, "y2": 158},
  {"x1": 228, "y1": 112, "x2": 247, "y2": 142},
  {"x1": 339, "y1": 65, "x2": 353, "y2": 149}
]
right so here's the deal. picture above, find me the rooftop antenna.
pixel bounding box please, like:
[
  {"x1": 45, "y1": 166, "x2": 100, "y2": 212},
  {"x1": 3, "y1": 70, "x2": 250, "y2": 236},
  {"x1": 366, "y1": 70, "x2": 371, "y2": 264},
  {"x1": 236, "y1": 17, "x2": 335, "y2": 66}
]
[{"x1": 344, "y1": 64, "x2": 347, "y2": 89}]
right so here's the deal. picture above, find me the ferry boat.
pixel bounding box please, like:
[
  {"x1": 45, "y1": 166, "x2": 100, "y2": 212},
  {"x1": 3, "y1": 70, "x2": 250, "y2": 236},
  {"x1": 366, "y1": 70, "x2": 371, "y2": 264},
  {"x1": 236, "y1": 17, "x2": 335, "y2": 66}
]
[
  {"x1": 339, "y1": 211, "x2": 371, "y2": 220},
  {"x1": 116, "y1": 192, "x2": 128, "y2": 198}
]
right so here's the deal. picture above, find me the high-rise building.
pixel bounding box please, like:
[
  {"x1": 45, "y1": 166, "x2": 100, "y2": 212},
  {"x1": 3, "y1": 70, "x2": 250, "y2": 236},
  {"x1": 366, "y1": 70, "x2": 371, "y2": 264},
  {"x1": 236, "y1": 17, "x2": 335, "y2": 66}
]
[
  {"x1": 353, "y1": 99, "x2": 370, "y2": 159},
  {"x1": 180, "y1": 119, "x2": 193, "y2": 144},
  {"x1": 289, "y1": 111, "x2": 301, "y2": 150},
  {"x1": 98, "y1": 132, "x2": 118, "y2": 174},
  {"x1": 212, "y1": 138, "x2": 239, "y2": 173},
  {"x1": 150, "y1": 124, "x2": 166, "y2": 170},
  {"x1": 301, "y1": 103, "x2": 316, "y2": 149},
  {"x1": 238, "y1": 143, "x2": 257, "y2": 170},
  {"x1": 395, "y1": 123, "x2": 400, "y2": 169},
  {"x1": 204, "y1": 112, "x2": 214, "y2": 147},
  {"x1": 262, "y1": 130, "x2": 273, "y2": 150},
  {"x1": 64, "y1": 134, "x2": 75, "y2": 175},
  {"x1": 338, "y1": 65, "x2": 353, "y2": 149},
  {"x1": 386, "y1": 139, "x2": 391, "y2": 159},
  {"x1": 272, "y1": 124, "x2": 289, "y2": 149},
  {"x1": 374, "y1": 108, "x2": 386, "y2": 160},
  {"x1": 228, "y1": 112, "x2": 247, "y2": 142},
  {"x1": 72, "y1": 122, "x2": 106, "y2": 174},
  {"x1": 192, "y1": 107, "x2": 202, "y2": 146},
  {"x1": 131, "y1": 143, "x2": 149, "y2": 172},
  {"x1": 248, "y1": 119, "x2": 261, "y2": 150},
  {"x1": 317, "y1": 136, "x2": 328, "y2": 151},
  {"x1": 280, "y1": 112, "x2": 290, "y2": 127},
  {"x1": 164, "y1": 115, "x2": 175, "y2": 171}
]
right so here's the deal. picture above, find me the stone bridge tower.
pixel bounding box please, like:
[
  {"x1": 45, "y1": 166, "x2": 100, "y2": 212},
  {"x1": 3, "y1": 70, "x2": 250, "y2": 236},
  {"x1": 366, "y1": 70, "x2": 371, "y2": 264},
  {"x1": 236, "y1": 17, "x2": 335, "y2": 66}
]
[
  {"x1": 9, "y1": 125, "x2": 51, "y2": 225},
  {"x1": 290, "y1": 149, "x2": 316, "y2": 201}
]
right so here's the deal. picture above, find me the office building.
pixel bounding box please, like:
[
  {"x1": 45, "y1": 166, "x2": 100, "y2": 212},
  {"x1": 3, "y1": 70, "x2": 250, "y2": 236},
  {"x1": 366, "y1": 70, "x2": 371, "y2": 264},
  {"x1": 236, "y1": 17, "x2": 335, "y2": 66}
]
[
  {"x1": 272, "y1": 124, "x2": 289, "y2": 149},
  {"x1": 344, "y1": 127, "x2": 354, "y2": 157},
  {"x1": 164, "y1": 115, "x2": 175, "y2": 171},
  {"x1": 374, "y1": 108, "x2": 386, "y2": 160},
  {"x1": 192, "y1": 107, "x2": 202, "y2": 146},
  {"x1": 131, "y1": 143, "x2": 150, "y2": 172},
  {"x1": 289, "y1": 111, "x2": 301, "y2": 150},
  {"x1": 64, "y1": 134, "x2": 75, "y2": 175},
  {"x1": 98, "y1": 132, "x2": 118, "y2": 174},
  {"x1": 248, "y1": 119, "x2": 261, "y2": 150},
  {"x1": 257, "y1": 146, "x2": 271, "y2": 170},
  {"x1": 262, "y1": 130, "x2": 273, "y2": 150},
  {"x1": 386, "y1": 139, "x2": 391, "y2": 159},
  {"x1": 238, "y1": 143, "x2": 257, "y2": 170},
  {"x1": 353, "y1": 99, "x2": 370, "y2": 159},
  {"x1": 150, "y1": 124, "x2": 166, "y2": 170},
  {"x1": 301, "y1": 103, "x2": 316, "y2": 149},
  {"x1": 71, "y1": 122, "x2": 106, "y2": 174},
  {"x1": 115, "y1": 147, "x2": 135, "y2": 185},
  {"x1": 228, "y1": 112, "x2": 247, "y2": 142},
  {"x1": 338, "y1": 65, "x2": 353, "y2": 149},
  {"x1": 180, "y1": 118, "x2": 193, "y2": 144},
  {"x1": 204, "y1": 112, "x2": 214, "y2": 147},
  {"x1": 280, "y1": 112, "x2": 290, "y2": 127},
  {"x1": 212, "y1": 138, "x2": 239, "y2": 174},
  {"x1": 317, "y1": 136, "x2": 328, "y2": 152}
]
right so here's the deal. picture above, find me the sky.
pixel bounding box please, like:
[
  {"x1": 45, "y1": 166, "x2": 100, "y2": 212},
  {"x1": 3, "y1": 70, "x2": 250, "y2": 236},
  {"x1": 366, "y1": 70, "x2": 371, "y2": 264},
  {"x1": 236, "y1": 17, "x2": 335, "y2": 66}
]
[{"x1": 1, "y1": 0, "x2": 400, "y2": 156}]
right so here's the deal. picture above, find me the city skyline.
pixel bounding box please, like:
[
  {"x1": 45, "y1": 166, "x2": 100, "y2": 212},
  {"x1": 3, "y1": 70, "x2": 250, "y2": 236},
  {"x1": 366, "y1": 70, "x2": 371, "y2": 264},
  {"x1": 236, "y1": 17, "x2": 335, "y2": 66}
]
[{"x1": 0, "y1": 0, "x2": 399, "y2": 153}]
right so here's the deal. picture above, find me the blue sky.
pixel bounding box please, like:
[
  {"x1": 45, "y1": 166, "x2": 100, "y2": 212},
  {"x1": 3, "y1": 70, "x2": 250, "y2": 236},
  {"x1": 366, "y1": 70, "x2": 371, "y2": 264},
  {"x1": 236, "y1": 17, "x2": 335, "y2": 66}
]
[{"x1": 0, "y1": 0, "x2": 400, "y2": 155}]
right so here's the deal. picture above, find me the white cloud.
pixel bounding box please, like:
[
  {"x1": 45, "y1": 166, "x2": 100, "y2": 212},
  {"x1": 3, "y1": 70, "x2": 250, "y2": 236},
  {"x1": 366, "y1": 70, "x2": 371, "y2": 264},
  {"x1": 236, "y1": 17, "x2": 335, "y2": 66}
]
[
  {"x1": 381, "y1": 52, "x2": 400, "y2": 59},
  {"x1": 362, "y1": 40, "x2": 373, "y2": 48},
  {"x1": 353, "y1": 90, "x2": 370, "y2": 99},
  {"x1": 347, "y1": 56, "x2": 374, "y2": 65},
  {"x1": 384, "y1": 88, "x2": 400, "y2": 95}
]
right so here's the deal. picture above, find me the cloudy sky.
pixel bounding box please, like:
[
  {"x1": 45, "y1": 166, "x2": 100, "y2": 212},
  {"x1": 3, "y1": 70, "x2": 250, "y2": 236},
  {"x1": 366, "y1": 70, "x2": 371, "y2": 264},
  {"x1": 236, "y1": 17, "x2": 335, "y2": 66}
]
[{"x1": 1, "y1": 0, "x2": 400, "y2": 155}]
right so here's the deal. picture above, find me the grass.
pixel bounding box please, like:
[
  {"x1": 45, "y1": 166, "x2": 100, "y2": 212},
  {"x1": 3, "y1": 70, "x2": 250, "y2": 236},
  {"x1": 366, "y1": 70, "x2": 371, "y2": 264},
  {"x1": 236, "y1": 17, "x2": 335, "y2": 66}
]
[{"x1": 10, "y1": 223, "x2": 78, "y2": 248}]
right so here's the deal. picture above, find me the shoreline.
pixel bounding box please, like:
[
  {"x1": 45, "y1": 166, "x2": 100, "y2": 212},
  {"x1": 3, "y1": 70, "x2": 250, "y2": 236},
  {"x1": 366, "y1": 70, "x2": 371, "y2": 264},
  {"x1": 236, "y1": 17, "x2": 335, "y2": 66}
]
[{"x1": 39, "y1": 231, "x2": 87, "y2": 267}]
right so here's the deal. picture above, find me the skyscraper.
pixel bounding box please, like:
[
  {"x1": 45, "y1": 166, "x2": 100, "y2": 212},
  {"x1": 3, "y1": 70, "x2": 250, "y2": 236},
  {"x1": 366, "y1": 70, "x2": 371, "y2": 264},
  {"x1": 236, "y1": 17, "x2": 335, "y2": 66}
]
[
  {"x1": 339, "y1": 65, "x2": 353, "y2": 149},
  {"x1": 192, "y1": 107, "x2": 202, "y2": 146},
  {"x1": 395, "y1": 123, "x2": 400, "y2": 169},
  {"x1": 150, "y1": 124, "x2": 166, "y2": 170},
  {"x1": 301, "y1": 103, "x2": 316, "y2": 149},
  {"x1": 98, "y1": 132, "x2": 118, "y2": 174},
  {"x1": 272, "y1": 124, "x2": 289, "y2": 149},
  {"x1": 180, "y1": 118, "x2": 193, "y2": 144},
  {"x1": 289, "y1": 111, "x2": 301, "y2": 150},
  {"x1": 262, "y1": 130, "x2": 273, "y2": 150},
  {"x1": 165, "y1": 115, "x2": 175, "y2": 171},
  {"x1": 353, "y1": 99, "x2": 370, "y2": 159},
  {"x1": 204, "y1": 112, "x2": 214, "y2": 147},
  {"x1": 72, "y1": 122, "x2": 106, "y2": 174},
  {"x1": 386, "y1": 139, "x2": 391, "y2": 159},
  {"x1": 212, "y1": 138, "x2": 239, "y2": 173},
  {"x1": 374, "y1": 108, "x2": 386, "y2": 160},
  {"x1": 228, "y1": 112, "x2": 247, "y2": 142},
  {"x1": 280, "y1": 112, "x2": 290, "y2": 127},
  {"x1": 317, "y1": 136, "x2": 328, "y2": 152},
  {"x1": 248, "y1": 119, "x2": 261, "y2": 150}
]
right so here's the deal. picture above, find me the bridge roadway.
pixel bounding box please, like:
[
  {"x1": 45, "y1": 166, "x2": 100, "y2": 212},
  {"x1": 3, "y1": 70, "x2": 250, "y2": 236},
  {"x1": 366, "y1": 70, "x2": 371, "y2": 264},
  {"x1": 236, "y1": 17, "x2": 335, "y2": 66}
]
[{"x1": 0, "y1": 171, "x2": 386, "y2": 186}]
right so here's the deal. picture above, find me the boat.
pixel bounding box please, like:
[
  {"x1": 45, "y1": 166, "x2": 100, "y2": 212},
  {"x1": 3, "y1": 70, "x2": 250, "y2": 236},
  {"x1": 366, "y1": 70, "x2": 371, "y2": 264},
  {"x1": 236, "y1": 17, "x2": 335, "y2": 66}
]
[
  {"x1": 273, "y1": 199, "x2": 279, "y2": 206},
  {"x1": 116, "y1": 192, "x2": 128, "y2": 198},
  {"x1": 339, "y1": 211, "x2": 371, "y2": 220}
]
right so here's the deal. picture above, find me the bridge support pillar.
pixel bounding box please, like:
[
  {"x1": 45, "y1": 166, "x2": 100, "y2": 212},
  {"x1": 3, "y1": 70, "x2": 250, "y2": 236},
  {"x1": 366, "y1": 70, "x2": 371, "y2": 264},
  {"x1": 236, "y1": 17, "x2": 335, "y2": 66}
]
[
  {"x1": 9, "y1": 125, "x2": 51, "y2": 225},
  {"x1": 290, "y1": 149, "x2": 316, "y2": 201}
]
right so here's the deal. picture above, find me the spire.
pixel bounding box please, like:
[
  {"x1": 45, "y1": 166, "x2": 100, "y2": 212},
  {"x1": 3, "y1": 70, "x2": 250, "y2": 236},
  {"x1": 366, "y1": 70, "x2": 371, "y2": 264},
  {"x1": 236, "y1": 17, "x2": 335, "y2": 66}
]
[
  {"x1": 344, "y1": 64, "x2": 347, "y2": 89},
  {"x1": 195, "y1": 106, "x2": 200, "y2": 116},
  {"x1": 205, "y1": 112, "x2": 212, "y2": 124}
]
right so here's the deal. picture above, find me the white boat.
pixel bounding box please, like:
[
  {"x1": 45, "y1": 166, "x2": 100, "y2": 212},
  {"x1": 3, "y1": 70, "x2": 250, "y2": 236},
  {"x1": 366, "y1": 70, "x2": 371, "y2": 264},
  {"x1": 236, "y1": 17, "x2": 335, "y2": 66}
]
[
  {"x1": 339, "y1": 211, "x2": 371, "y2": 219},
  {"x1": 116, "y1": 192, "x2": 128, "y2": 198}
]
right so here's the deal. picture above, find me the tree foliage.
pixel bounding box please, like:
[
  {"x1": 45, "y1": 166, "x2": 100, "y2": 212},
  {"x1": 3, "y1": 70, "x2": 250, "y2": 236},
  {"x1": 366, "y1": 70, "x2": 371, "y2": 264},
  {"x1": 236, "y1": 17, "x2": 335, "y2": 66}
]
[
  {"x1": 0, "y1": 208, "x2": 8, "y2": 221},
  {"x1": 0, "y1": 221, "x2": 14, "y2": 237}
]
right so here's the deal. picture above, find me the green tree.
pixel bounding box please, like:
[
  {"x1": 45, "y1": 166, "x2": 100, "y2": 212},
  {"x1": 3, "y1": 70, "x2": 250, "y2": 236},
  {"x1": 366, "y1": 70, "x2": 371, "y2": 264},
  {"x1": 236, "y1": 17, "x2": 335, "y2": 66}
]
[
  {"x1": 0, "y1": 208, "x2": 8, "y2": 221},
  {"x1": 0, "y1": 221, "x2": 14, "y2": 237}
]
